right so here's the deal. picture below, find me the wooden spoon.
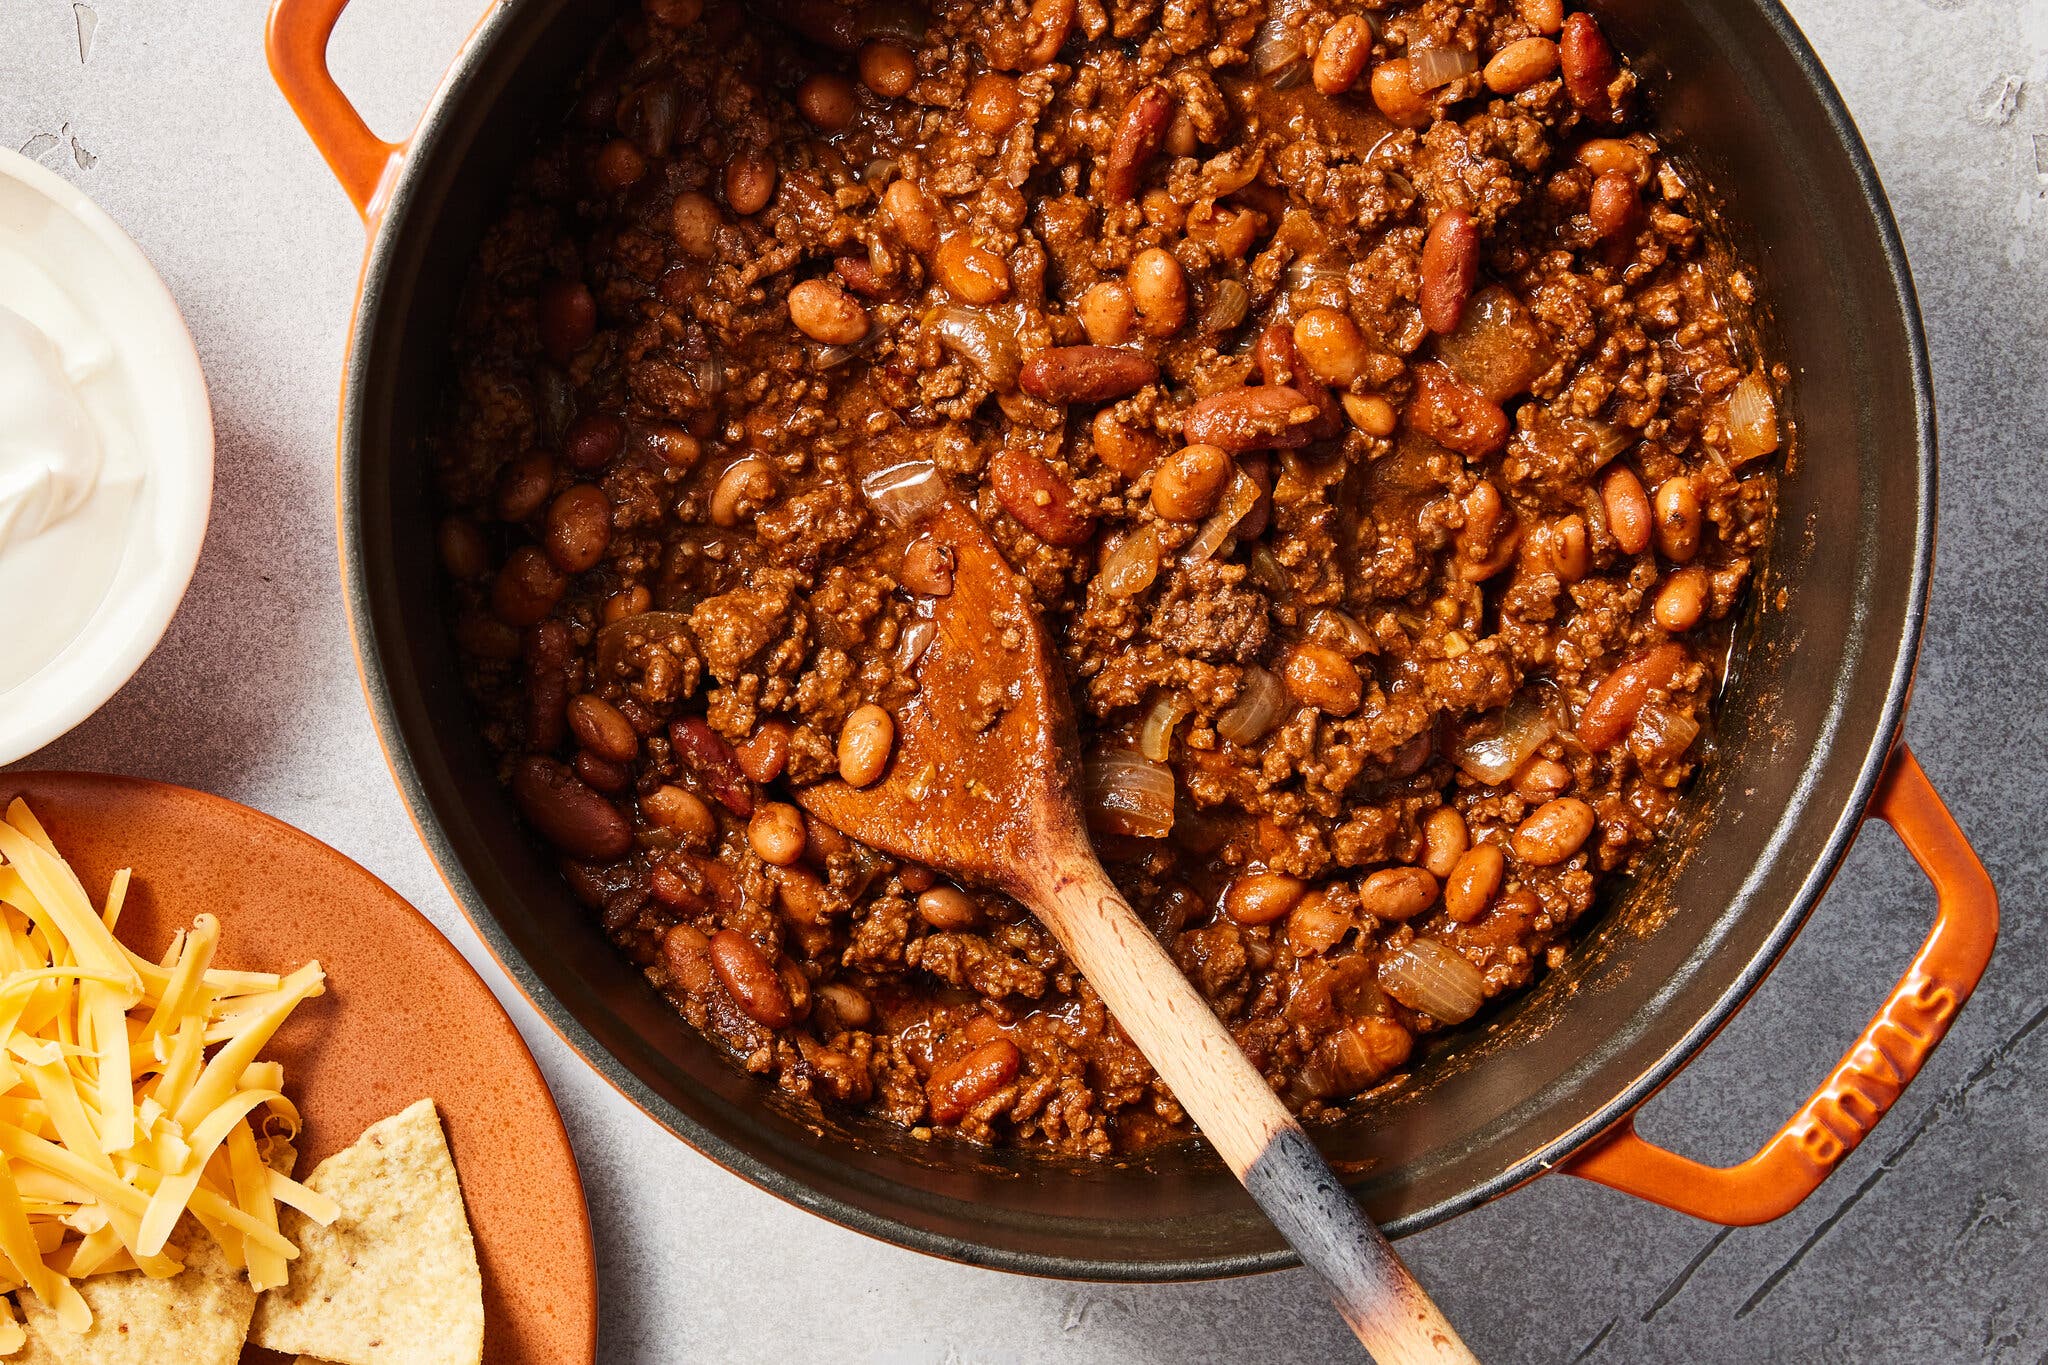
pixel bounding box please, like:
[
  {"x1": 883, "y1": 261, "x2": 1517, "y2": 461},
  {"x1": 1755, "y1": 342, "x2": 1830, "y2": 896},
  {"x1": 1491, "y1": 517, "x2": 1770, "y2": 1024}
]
[{"x1": 799, "y1": 499, "x2": 1477, "y2": 1364}]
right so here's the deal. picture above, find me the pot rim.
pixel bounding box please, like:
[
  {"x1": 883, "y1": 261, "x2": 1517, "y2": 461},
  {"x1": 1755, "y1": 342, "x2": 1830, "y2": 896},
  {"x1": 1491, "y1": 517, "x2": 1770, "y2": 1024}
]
[{"x1": 333, "y1": 0, "x2": 1935, "y2": 1281}]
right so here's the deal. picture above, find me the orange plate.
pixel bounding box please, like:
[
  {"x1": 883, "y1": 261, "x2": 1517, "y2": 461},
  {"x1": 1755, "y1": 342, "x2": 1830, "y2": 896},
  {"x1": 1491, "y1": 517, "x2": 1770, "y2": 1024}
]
[{"x1": 0, "y1": 773, "x2": 596, "y2": 1365}]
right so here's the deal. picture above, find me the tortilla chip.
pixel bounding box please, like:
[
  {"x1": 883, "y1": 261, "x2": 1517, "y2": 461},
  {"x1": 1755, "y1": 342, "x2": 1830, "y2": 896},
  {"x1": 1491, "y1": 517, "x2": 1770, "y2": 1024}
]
[
  {"x1": 248, "y1": 1100, "x2": 481, "y2": 1365},
  {"x1": 9, "y1": 1217, "x2": 253, "y2": 1364}
]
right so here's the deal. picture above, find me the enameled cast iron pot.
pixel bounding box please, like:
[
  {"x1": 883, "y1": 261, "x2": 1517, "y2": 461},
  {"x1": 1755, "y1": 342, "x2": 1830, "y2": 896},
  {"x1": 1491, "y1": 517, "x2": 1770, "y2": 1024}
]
[{"x1": 269, "y1": 0, "x2": 1999, "y2": 1278}]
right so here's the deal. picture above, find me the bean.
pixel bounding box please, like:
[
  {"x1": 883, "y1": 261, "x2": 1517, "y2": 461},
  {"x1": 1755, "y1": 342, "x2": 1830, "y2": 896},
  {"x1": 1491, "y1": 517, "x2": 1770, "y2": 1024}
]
[
  {"x1": 538, "y1": 279, "x2": 595, "y2": 364},
  {"x1": 989, "y1": 447, "x2": 1093, "y2": 546},
  {"x1": 748, "y1": 801, "x2": 808, "y2": 866},
  {"x1": 1653, "y1": 477, "x2": 1703, "y2": 562},
  {"x1": 725, "y1": 152, "x2": 778, "y2": 216},
  {"x1": 927, "y1": 1038, "x2": 1021, "y2": 1123},
  {"x1": 1484, "y1": 36, "x2": 1559, "y2": 94},
  {"x1": 643, "y1": 784, "x2": 717, "y2": 842},
  {"x1": 1361, "y1": 867, "x2": 1440, "y2": 921},
  {"x1": 574, "y1": 750, "x2": 630, "y2": 793},
  {"x1": 592, "y1": 138, "x2": 646, "y2": 192},
  {"x1": 1341, "y1": 393, "x2": 1398, "y2": 438},
  {"x1": 1312, "y1": 15, "x2": 1374, "y2": 95},
  {"x1": 1405, "y1": 363, "x2": 1509, "y2": 457},
  {"x1": 1287, "y1": 893, "x2": 1353, "y2": 955},
  {"x1": 1560, "y1": 12, "x2": 1619, "y2": 120},
  {"x1": 796, "y1": 72, "x2": 858, "y2": 130},
  {"x1": 733, "y1": 719, "x2": 793, "y2": 783},
  {"x1": 1292, "y1": 307, "x2": 1368, "y2": 387},
  {"x1": 510, "y1": 756, "x2": 631, "y2": 860},
  {"x1": 1520, "y1": 0, "x2": 1563, "y2": 33},
  {"x1": 544, "y1": 484, "x2": 612, "y2": 574},
  {"x1": 965, "y1": 72, "x2": 1026, "y2": 134},
  {"x1": 641, "y1": 424, "x2": 702, "y2": 469},
  {"x1": 1018, "y1": 346, "x2": 1159, "y2": 404},
  {"x1": 491, "y1": 546, "x2": 566, "y2": 626},
  {"x1": 858, "y1": 41, "x2": 917, "y2": 97},
  {"x1": 1224, "y1": 872, "x2": 1307, "y2": 925},
  {"x1": 916, "y1": 886, "x2": 979, "y2": 930},
  {"x1": 1577, "y1": 137, "x2": 1650, "y2": 182},
  {"x1": 1091, "y1": 408, "x2": 1163, "y2": 476},
  {"x1": 1419, "y1": 209, "x2": 1480, "y2": 336},
  {"x1": 671, "y1": 716, "x2": 755, "y2": 815},
  {"x1": 661, "y1": 924, "x2": 718, "y2": 997},
  {"x1": 1183, "y1": 385, "x2": 1320, "y2": 453},
  {"x1": 1127, "y1": 248, "x2": 1188, "y2": 336},
  {"x1": 882, "y1": 180, "x2": 941, "y2": 254},
  {"x1": 455, "y1": 613, "x2": 521, "y2": 661},
  {"x1": 565, "y1": 413, "x2": 626, "y2": 471},
  {"x1": 645, "y1": 0, "x2": 702, "y2": 25},
  {"x1": 1151, "y1": 444, "x2": 1233, "y2": 521},
  {"x1": 1284, "y1": 643, "x2": 1364, "y2": 717},
  {"x1": 494, "y1": 453, "x2": 555, "y2": 522},
  {"x1": 437, "y1": 517, "x2": 489, "y2": 580},
  {"x1": 1522, "y1": 513, "x2": 1589, "y2": 582},
  {"x1": 568, "y1": 695, "x2": 638, "y2": 764},
  {"x1": 604, "y1": 586, "x2": 651, "y2": 623},
  {"x1": 1589, "y1": 171, "x2": 1640, "y2": 240},
  {"x1": 934, "y1": 235, "x2": 1011, "y2": 304},
  {"x1": 1653, "y1": 566, "x2": 1710, "y2": 632},
  {"x1": 710, "y1": 457, "x2": 776, "y2": 527},
  {"x1": 1422, "y1": 807, "x2": 1470, "y2": 880},
  {"x1": 899, "y1": 535, "x2": 956, "y2": 596},
  {"x1": 838, "y1": 703, "x2": 895, "y2": 787},
  {"x1": 1165, "y1": 107, "x2": 1198, "y2": 157},
  {"x1": 1514, "y1": 758, "x2": 1573, "y2": 802},
  {"x1": 1577, "y1": 642, "x2": 1690, "y2": 749},
  {"x1": 1512, "y1": 797, "x2": 1596, "y2": 865},
  {"x1": 1370, "y1": 59, "x2": 1432, "y2": 128},
  {"x1": 1017, "y1": 0, "x2": 1076, "y2": 65},
  {"x1": 709, "y1": 930, "x2": 795, "y2": 1027},
  {"x1": 814, "y1": 981, "x2": 873, "y2": 1032},
  {"x1": 670, "y1": 191, "x2": 723, "y2": 259},
  {"x1": 1601, "y1": 466, "x2": 1653, "y2": 554},
  {"x1": 1103, "y1": 86, "x2": 1173, "y2": 202},
  {"x1": 1077, "y1": 281, "x2": 1137, "y2": 345},
  {"x1": 787, "y1": 278, "x2": 870, "y2": 344},
  {"x1": 1248, "y1": 324, "x2": 1336, "y2": 439},
  {"x1": 1443, "y1": 845, "x2": 1504, "y2": 921}
]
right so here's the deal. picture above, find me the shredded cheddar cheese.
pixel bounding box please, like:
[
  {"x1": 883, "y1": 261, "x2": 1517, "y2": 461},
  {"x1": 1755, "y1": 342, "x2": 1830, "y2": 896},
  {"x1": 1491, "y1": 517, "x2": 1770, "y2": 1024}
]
[{"x1": 0, "y1": 799, "x2": 331, "y2": 1333}]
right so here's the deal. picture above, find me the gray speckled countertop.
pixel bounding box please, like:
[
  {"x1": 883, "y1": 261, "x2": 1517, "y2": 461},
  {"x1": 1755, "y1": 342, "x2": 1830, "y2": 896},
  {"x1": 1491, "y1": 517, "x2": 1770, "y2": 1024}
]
[{"x1": 4, "y1": 0, "x2": 2044, "y2": 1360}]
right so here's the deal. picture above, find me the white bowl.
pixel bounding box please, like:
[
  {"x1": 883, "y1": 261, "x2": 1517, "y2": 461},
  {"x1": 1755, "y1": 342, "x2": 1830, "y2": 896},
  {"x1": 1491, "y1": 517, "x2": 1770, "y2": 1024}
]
[{"x1": 0, "y1": 148, "x2": 213, "y2": 765}]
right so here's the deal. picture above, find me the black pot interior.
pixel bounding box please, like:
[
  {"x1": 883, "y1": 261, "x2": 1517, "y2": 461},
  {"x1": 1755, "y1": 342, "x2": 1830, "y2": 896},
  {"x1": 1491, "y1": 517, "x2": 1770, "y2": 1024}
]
[{"x1": 343, "y1": 0, "x2": 1929, "y2": 1276}]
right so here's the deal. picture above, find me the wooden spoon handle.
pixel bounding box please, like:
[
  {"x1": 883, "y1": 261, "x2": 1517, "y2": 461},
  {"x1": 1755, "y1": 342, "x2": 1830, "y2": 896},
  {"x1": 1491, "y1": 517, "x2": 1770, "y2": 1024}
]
[{"x1": 1029, "y1": 857, "x2": 1477, "y2": 1365}]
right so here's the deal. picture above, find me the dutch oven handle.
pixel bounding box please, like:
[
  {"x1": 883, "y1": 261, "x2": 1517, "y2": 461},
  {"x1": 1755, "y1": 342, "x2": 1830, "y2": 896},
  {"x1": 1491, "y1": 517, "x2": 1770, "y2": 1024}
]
[
  {"x1": 1562, "y1": 745, "x2": 1996, "y2": 1223},
  {"x1": 266, "y1": 0, "x2": 426, "y2": 220}
]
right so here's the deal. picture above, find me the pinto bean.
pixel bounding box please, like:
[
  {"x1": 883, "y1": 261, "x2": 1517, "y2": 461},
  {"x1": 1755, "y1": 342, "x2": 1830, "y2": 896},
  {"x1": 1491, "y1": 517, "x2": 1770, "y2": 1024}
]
[
  {"x1": 1560, "y1": 12, "x2": 1620, "y2": 120},
  {"x1": 1091, "y1": 408, "x2": 1164, "y2": 475},
  {"x1": 1253, "y1": 325, "x2": 1342, "y2": 438},
  {"x1": 857, "y1": 41, "x2": 916, "y2": 98},
  {"x1": 544, "y1": 484, "x2": 612, "y2": 574},
  {"x1": 1370, "y1": 59, "x2": 1432, "y2": 127},
  {"x1": 1077, "y1": 281, "x2": 1137, "y2": 344},
  {"x1": 1183, "y1": 386, "x2": 1321, "y2": 453},
  {"x1": 1292, "y1": 307, "x2": 1369, "y2": 386},
  {"x1": 643, "y1": 783, "x2": 717, "y2": 841},
  {"x1": 661, "y1": 924, "x2": 718, "y2": 996},
  {"x1": 1443, "y1": 845, "x2": 1504, "y2": 920},
  {"x1": 1341, "y1": 393, "x2": 1398, "y2": 437},
  {"x1": 1653, "y1": 566, "x2": 1710, "y2": 632},
  {"x1": 710, "y1": 457, "x2": 776, "y2": 528},
  {"x1": 1601, "y1": 466, "x2": 1653, "y2": 554},
  {"x1": 1419, "y1": 209, "x2": 1481, "y2": 335},
  {"x1": 989, "y1": 447, "x2": 1093, "y2": 546},
  {"x1": 1405, "y1": 363, "x2": 1509, "y2": 457},
  {"x1": 1577, "y1": 642, "x2": 1691, "y2": 749},
  {"x1": 1151, "y1": 444, "x2": 1233, "y2": 521},
  {"x1": 927, "y1": 1038, "x2": 1022, "y2": 1123},
  {"x1": 1422, "y1": 807, "x2": 1470, "y2": 880},
  {"x1": 837, "y1": 704, "x2": 895, "y2": 787},
  {"x1": 491, "y1": 546, "x2": 566, "y2": 627},
  {"x1": 1018, "y1": 346, "x2": 1159, "y2": 403},
  {"x1": 511, "y1": 756, "x2": 631, "y2": 860},
  {"x1": 1313, "y1": 15, "x2": 1374, "y2": 95},
  {"x1": 1653, "y1": 477, "x2": 1703, "y2": 562},
  {"x1": 1224, "y1": 872, "x2": 1307, "y2": 925},
  {"x1": 1104, "y1": 86, "x2": 1173, "y2": 202},
  {"x1": 725, "y1": 152, "x2": 778, "y2": 215},
  {"x1": 883, "y1": 180, "x2": 941, "y2": 255},
  {"x1": 748, "y1": 801, "x2": 807, "y2": 865},
  {"x1": 787, "y1": 279, "x2": 870, "y2": 344},
  {"x1": 1454, "y1": 481, "x2": 1521, "y2": 582},
  {"x1": 593, "y1": 139, "x2": 646, "y2": 192},
  {"x1": 1512, "y1": 797, "x2": 1596, "y2": 865},
  {"x1": 437, "y1": 517, "x2": 489, "y2": 580},
  {"x1": 494, "y1": 453, "x2": 554, "y2": 522},
  {"x1": 1284, "y1": 643, "x2": 1364, "y2": 716},
  {"x1": 916, "y1": 886, "x2": 979, "y2": 930},
  {"x1": 899, "y1": 536, "x2": 957, "y2": 596},
  {"x1": 796, "y1": 72, "x2": 859, "y2": 130},
  {"x1": 709, "y1": 930, "x2": 795, "y2": 1027},
  {"x1": 934, "y1": 235, "x2": 1012, "y2": 304},
  {"x1": 568, "y1": 695, "x2": 638, "y2": 764},
  {"x1": 1128, "y1": 248, "x2": 1188, "y2": 336},
  {"x1": 1589, "y1": 171, "x2": 1640, "y2": 240},
  {"x1": 1484, "y1": 36, "x2": 1559, "y2": 94},
  {"x1": 1361, "y1": 867, "x2": 1440, "y2": 921},
  {"x1": 539, "y1": 279, "x2": 596, "y2": 363}
]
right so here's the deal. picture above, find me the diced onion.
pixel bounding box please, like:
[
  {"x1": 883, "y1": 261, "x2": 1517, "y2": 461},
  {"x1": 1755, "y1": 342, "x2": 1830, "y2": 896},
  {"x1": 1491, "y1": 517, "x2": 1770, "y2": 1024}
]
[
  {"x1": 1182, "y1": 468, "x2": 1262, "y2": 563},
  {"x1": 1631, "y1": 701, "x2": 1700, "y2": 765},
  {"x1": 1251, "y1": 0, "x2": 1309, "y2": 77},
  {"x1": 814, "y1": 331, "x2": 882, "y2": 370},
  {"x1": 860, "y1": 459, "x2": 949, "y2": 528},
  {"x1": 1378, "y1": 939, "x2": 1486, "y2": 1023},
  {"x1": 893, "y1": 616, "x2": 938, "y2": 676},
  {"x1": 1408, "y1": 45, "x2": 1479, "y2": 90},
  {"x1": 1217, "y1": 666, "x2": 1285, "y2": 746},
  {"x1": 1454, "y1": 690, "x2": 1556, "y2": 785},
  {"x1": 1306, "y1": 607, "x2": 1372, "y2": 657},
  {"x1": 1083, "y1": 750, "x2": 1176, "y2": 838},
  {"x1": 1098, "y1": 524, "x2": 1163, "y2": 599},
  {"x1": 1725, "y1": 372, "x2": 1779, "y2": 463},
  {"x1": 1199, "y1": 279, "x2": 1250, "y2": 337},
  {"x1": 1248, "y1": 544, "x2": 1291, "y2": 595},
  {"x1": 925, "y1": 306, "x2": 1022, "y2": 391},
  {"x1": 1138, "y1": 693, "x2": 1190, "y2": 762}
]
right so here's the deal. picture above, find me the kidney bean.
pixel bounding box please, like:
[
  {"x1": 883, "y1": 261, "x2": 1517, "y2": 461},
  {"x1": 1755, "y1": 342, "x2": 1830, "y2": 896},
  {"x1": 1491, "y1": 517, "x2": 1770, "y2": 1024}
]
[
  {"x1": 1512, "y1": 797, "x2": 1596, "y2": 865},
  {"x1": 1313, "y1": 15, "x2": 1373, "y2": 95},
  {"x1": 709, "y1": 930, "x2": 795, "y2": 1027},
  {"x1": 561, "y1": 413, "x2": 622, "y2": 472},
  {"x1": 1151, "y1": 444, "x2": 1233, "y2": 522},
  {"x1": 1576, "y1": 642, "x2": 1691, "y2": 749},
  {"x1": 1370, "y1": 59, "x2": 1432, "y2": 127},
  {"x1": 1577, "y1": 137, "x2": 1651, "y2": 182},
  {"x1": 787, "y1": 278, "x2": 870, "y2": 345},
  {"x1": 1183, "y1": 386, "x2": 1320, "y2": 453},
  {"x1": 1405, "y1": 363, "x2": 1508, "y2": 457},
  {"x1": 733, "y1": 719, "x2": 793, "y2": 783},
  {"x1": 1653, "y1": 477, "x2": 1703, "y2": 561},
  {"x1": 882, "y1": 180, "x2": 941, "y2": 254},
  {"x1": 456, "y1": 612, "x2": 521, "y2": 661},
  {"x1": 833, "y1": 254, "x2": 894, "y2": 299},
  {"x1": 1419, "y1": 209, "x2": 1481, "y2": 336},
  {"x1": 1361, "y1": 867, "x2": 1440, "y2": 921},
  {"x1": 539, "y1": 279, "x2": 596, "y2": 364},
  {"x1": 1601, "y1": 466, "x2": 1653, "y2": 554},
  {"x1": 437, "y1": 517, "x2": 489, "y2": 580},
  {"x1": 934, "y1": 235, "x2": 1012, "y2": 305},
  {"x1": 1422, "y1": 807, "x2": 1470, "y2": 880},
  {"x1": 670, "y1": 716, "x2": 755, "y2": 815},
  {"x1": 1653, "y1": 566, "x2": 1710, "y2": 632},
  {"x1": 511, "y1": 756, "x2": 631, "y2": 860},
  {"x1": 1560, "y1": 12, "x2": 1620, "y2": 120},
  {"x1": 1128, "y1": 248, "x2": 1188, "y2": 336},
  {"x1": 725, "y1": 152, "x2": 778, "y2": 215},
  {"x1": 927, "y1": 1038, "x2": 1022, "y2": 1123},
  {"x1": 491, "y1": 546, "x2": 566, "y2": 626},
  {"x1": 1484, "y1": 36, "x2": 1559, "y2": 94},
  {"x1": 1103, "y1": 86, "x2": 1173, "y2": 202},
  {"x1": 916, "y1": 886, "x2": 979, "y2": 931},
  {"x1": 576, "y1": 750, "x2": 632, "y2": 793},
  {"x1": 1589, "y1": 171, "x2": 1640, "y2": 241},
  {"x1": 568, "y1": 694, "x2": 638, "y2": 764},
  {"x1": 643, "y1": 783, "x2": 718, "y2": 841},
  {"x1": 1443, "y1": 845, "x2": 1504, "y2": 921},
  {"x1": 1285, "y1": 642, "x2": 1364, "y2": 716},
  {"x1": 1253, "y1": 325, "x2": 1343, "y2": 438},
  {"x1": 1224, "y1": 872, "x2": 1307, "y2": 925},
  {"x1": 838, "y1": 704, "x2": 896, "y2": 787},
  {"x1": 495, "y1": 453, "x2": 555, "y2": 522},
  {"x1": 1235, "y1": 452, "x2": 1274, "y2": 538},
  {"x1": 544, "y1": 484, "x2": 612, "y2": 574},
  {"x1": 1018, "y1": 346, "x2": 1159, "y2": 403},
  {"x1": 989, "y1": 447, "x2": 1093, "y2": 546}
]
